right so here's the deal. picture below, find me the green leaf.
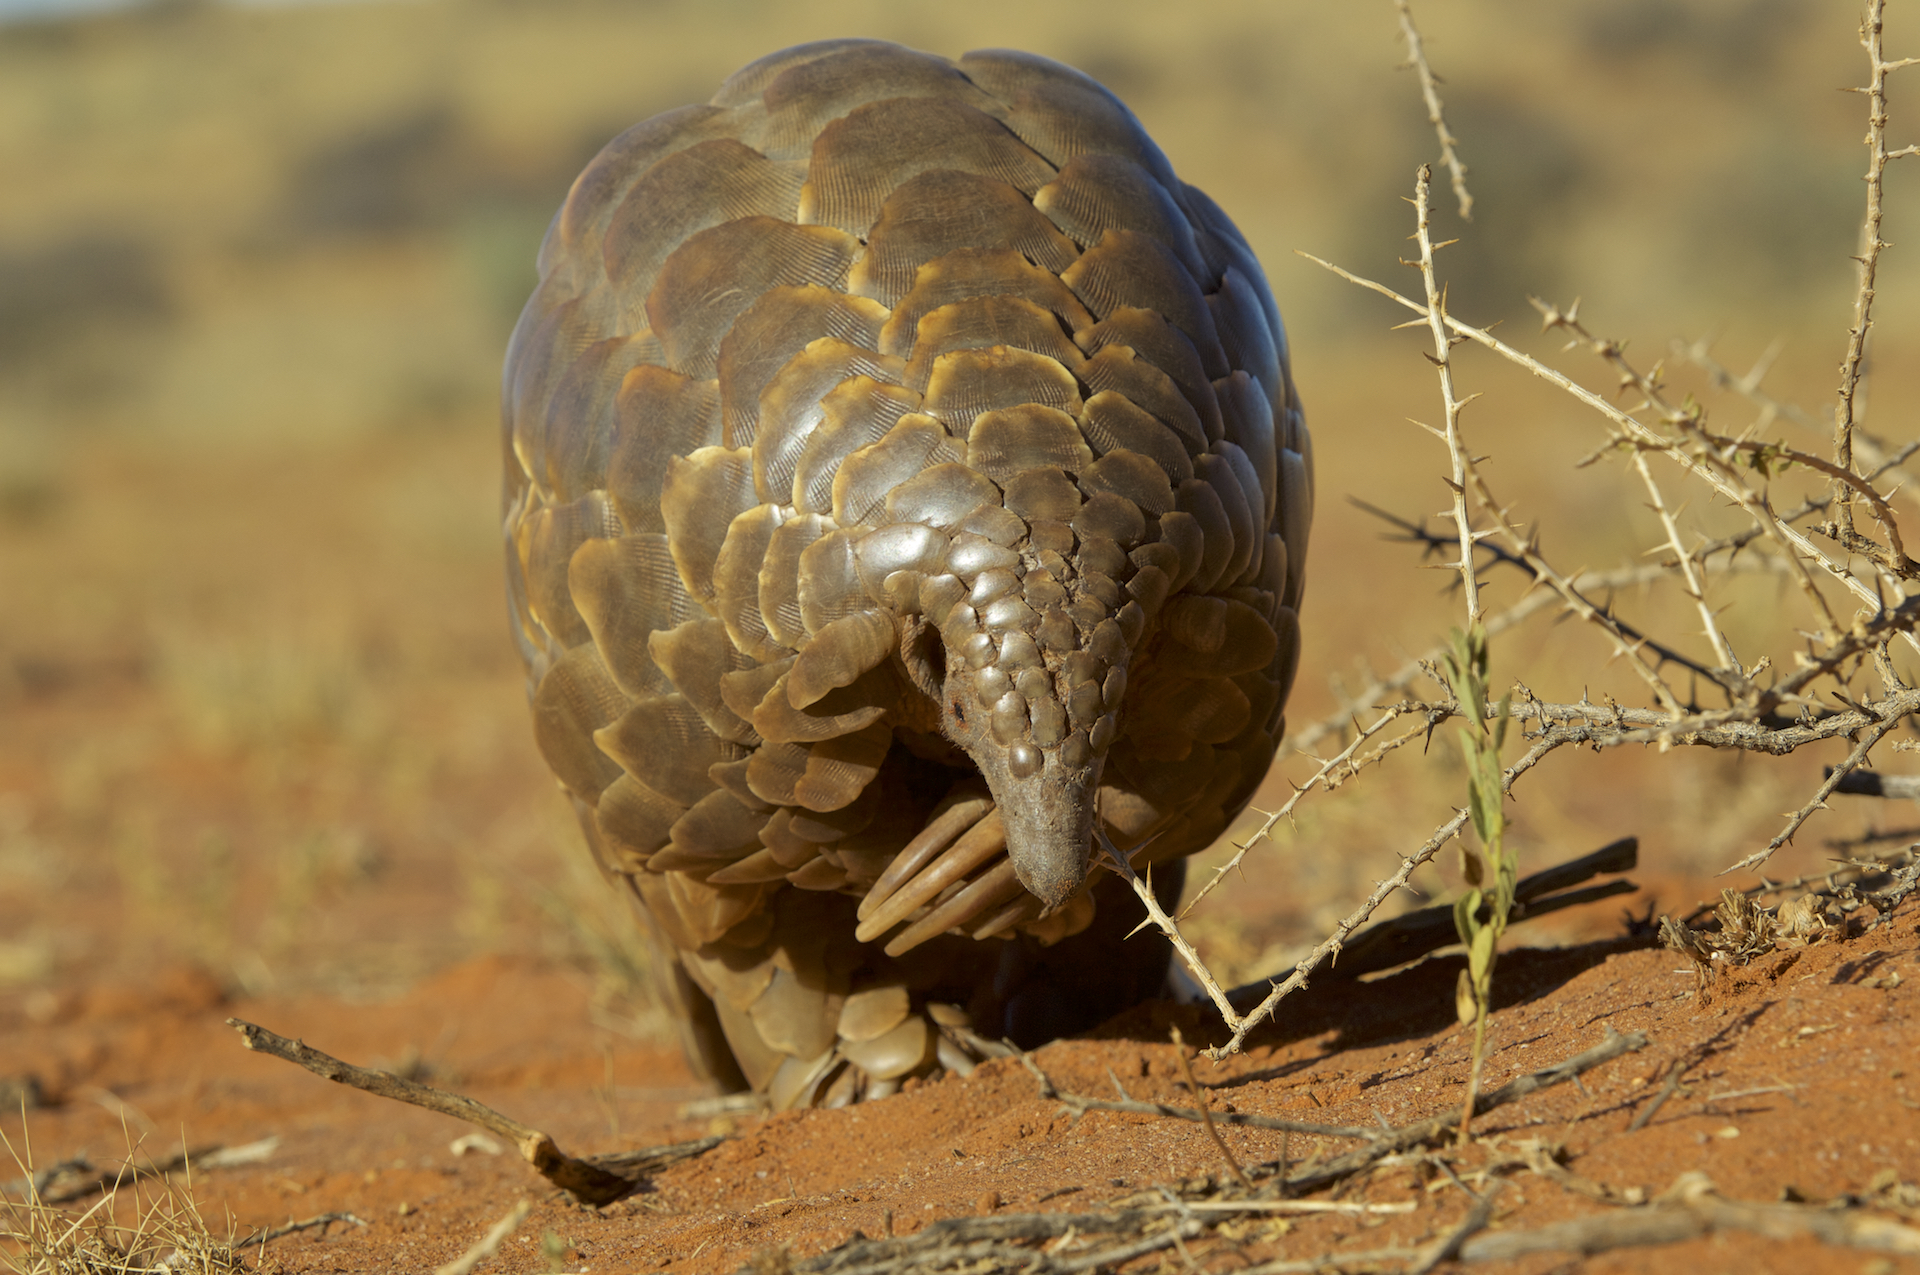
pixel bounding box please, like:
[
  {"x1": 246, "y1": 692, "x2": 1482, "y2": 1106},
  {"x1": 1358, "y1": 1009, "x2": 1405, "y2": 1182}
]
[
  {"x1": 1453, "y1": 888, "x2": 1483, "y2": 946},
  {"x1": 1469, "y1": 925, "x2": 1498, "y2": 980}
]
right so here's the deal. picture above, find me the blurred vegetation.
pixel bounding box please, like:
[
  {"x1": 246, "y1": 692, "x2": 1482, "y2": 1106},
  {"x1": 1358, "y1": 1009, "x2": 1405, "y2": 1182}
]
[
  {"x1": 0, "y1": 0, "x2": 1892, "y2": 454},
  {"x1": 0, "y1": 0, "x2": 1911, "y2": 999}
]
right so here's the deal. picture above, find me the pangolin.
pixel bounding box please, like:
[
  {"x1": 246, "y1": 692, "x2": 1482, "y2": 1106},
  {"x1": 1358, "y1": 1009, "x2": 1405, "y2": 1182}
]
[{"x1": 503, "y1": 39, "x2": 1311, "y2": 1108}]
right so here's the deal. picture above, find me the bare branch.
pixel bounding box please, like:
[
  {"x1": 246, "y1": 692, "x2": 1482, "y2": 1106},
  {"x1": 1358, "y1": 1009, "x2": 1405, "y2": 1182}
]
[
  {"x1": 1098, "y1": 832, "x2": 1241, "y2": 1034},
  {"x1": 1834, "y1": 0, "x2": 1913, "y2": 532},
  {"x1": 1207, "y1": 732, "x2": 1564, "y2": 1060},
  {"x1": 1187, "y1": 699, "x2": 1442, "y2": 916},
  {"x1": 1673, "y1": 335, "x2": 1817, "y2": 432},
  {"x1": 1299, "y1": 249, "x2": 1919, "y2": 655},
  {"x1": 1461, "y1": 462, "x2": 1688, "y2": 715},
  {"x1": 1722, "y1": 710, "x2": 1904, "y2": 874},
  {"x1": 1396, "y1": 0, "x2": 1473, "y2": 220},
  {"x1": 226, "y1": 1019, "x2": 720, "y2": 1206},
  {"x1": 1411, "y1": 165, "x2": 1482, "y2": 625},
  {"x1": 1632, "y1": 450, "x2": 1739, "y2": 675}
]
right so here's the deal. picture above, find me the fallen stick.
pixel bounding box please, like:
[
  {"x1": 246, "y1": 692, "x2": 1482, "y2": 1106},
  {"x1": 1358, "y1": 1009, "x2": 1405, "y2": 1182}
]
[
  {"x1": 226, "y1": 1018, "x2": 721, "y2": 1206},
  {"x1": 245, "y1": 1211, "x2": 368, "y2": 1246},
  {"x1": 435, "y1": 1198, "x2": 532, "y2": 1275},
  {"x1": 1021, "y1": 1027, "x2": 1649, "y2": 1197},
  {"x1": 1458, "y1": 1172, "x2": 1920, "y2": 1260},
  {"x1": 1282, "y1": 1027, "x2": 1649, "y2": 1195},
  {"x1": 1016, "y1": 1051, "x2": 1375, "y2": 1139}
]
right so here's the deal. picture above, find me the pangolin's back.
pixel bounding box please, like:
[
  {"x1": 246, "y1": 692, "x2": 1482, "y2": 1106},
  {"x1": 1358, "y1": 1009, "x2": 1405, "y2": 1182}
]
[{"x1": 504, "y1": 39, "x2": 1311, "y2": 1108}]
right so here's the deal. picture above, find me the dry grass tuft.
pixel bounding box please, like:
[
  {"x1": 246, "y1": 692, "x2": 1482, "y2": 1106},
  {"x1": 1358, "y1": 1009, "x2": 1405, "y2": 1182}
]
[{"x1": 1, "y1": 1131, "x2": 262, "y2": 1275}]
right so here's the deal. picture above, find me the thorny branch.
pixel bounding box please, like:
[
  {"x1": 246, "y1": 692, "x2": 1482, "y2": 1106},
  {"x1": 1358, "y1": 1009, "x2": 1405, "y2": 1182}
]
[
  {"x1": 1101, "y1": 6, "x2": 1920, "y2": 1219},
  {"x1": 1631, "y1": 448, "x2": 1738, "y2": 675},
  {"x1": 1409, "y1": 165, "x2": 1483, "y2": 626},
  {"x1": 1396, "y1": 0, "x2": 1473, "y2": 221},
  {"x1": 1300, "y1": 249, "x2": 1912, "y2": 652},
  {"x1": 1208, "y1": 732, "x2": 1562, "y2": 1060},
  {"x1": 1283, "y1": 552, "x2": 1791, "y2": 761},
  {"x1": 1837, "y1": 0, "x2": 1920, "y2": 533},
  {"x1": 1101, "y1": 831, "x2": 1243, "y2": 1032},
  {"x1": 1187, "y1": 698, "x2": 1444, "y2": 916},
  {"x1": 1538, "y1": 297, "x2": 1914, "y2": 586}
]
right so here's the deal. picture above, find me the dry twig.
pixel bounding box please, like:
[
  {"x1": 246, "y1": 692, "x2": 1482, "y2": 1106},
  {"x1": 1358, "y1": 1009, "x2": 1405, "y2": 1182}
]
[
  {"x1": 1458, "y1": 1172, "x2": 1920, "y2": 1260},
  {"x1": 1396, "y1": 0, "x2": 1472, "y2": 220},
  {"x1": 434, "y1": 1198, "x2": 532, "y2": 1275},
  {"x1": 226, "y1": 1019, "x2": 721, "y2": 1206},
  {"x1": 1836, "y1": 0, "x2": 1920, "y2": 530},
  {"x1": 1209, "y1": 733, "x2": 1561, "y2": 1060}
]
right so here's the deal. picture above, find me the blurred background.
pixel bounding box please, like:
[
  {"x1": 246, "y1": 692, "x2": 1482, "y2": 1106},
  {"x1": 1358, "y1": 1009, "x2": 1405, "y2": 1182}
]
[{"x1": 3, "y1": 0, "x2": 1915, "y2": 1022}]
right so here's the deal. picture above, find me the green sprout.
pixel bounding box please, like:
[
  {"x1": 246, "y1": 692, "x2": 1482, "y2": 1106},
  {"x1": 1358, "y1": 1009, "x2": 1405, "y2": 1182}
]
[{"x1": 1443, "y1": 622, "x2": 1517, "y2": 1145}]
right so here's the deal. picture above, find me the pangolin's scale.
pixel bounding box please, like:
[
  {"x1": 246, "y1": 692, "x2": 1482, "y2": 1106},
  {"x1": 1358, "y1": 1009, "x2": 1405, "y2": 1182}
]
[{"x1": 504, "y1": 39, "x2": 1311, "y2": 1108}]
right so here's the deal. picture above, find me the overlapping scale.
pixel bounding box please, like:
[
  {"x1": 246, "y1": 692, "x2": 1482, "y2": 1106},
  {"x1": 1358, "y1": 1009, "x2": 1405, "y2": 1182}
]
[
  {"x1": 660, "y1": 446, "x2": 757, "y2": 605},
  {"x1": 759, "y1": 43, "x2": 1008, "y2": 159},
  {"x1": 607, "y1": 365, "x2": 722, "y2": 533},
  {"x1": 965, "y1": 405, "x2": 1092, "y2": 482},
  {"x1": 830, "y1": 416, "x2": 965, "y2": 528},
  {"x1": 1061, "y1": 230, "x2": 1226, "y2": 377},
  {"x1": 1081, "y1": 391, "x2": 1195, "y2": 484},
  {"x1": 712, "y1": 40, "x2": 897, "y2": 109},
  {"x1": 556, "y1": 105, "x2": 734, "y2": 262},
  {"x1": 649, "y1": 617, "x2": 758, "y2": 743},
  {"x1": 596, "y1": 693, "x2": 745, "y2": 807},
  {"x1": 754, "y1": 341, "x2": 912, "y2": 504},
  {"x1": 541, "y1": 336, "x2": 660, "y2": 501},
  {"x1": 901, "y1": 296, "x2": 1086, "y2": 394},
  {"x1": 596, "y1": 774, "x2": 685, "y2": 871},
  {"x1": 1209, "y1": 267, "x2": 1282, "y2": 408},
  {"x1": 791, "y1": 377, "x2": 923, "y2": 514},
  {"x1": 799, "y1": 99, "x2": 1057, "y2": 236},
  {"x1": 1076, "y1": 307, "x2": 1223, "y2": 441},
  {"x1": 711, "y1": 505, "x2": 792, "y2": 663},
  {"x1": 957, "y1": 49, "x2": 1179, "y2": 189},
  {"x1": 788, "y1": 610, "x2": 897, "y2": 708},
  {"x1": 570, "y1": 533, "x2": 697, "y2": 697},
  {"x1": 604, "y1": 139, "x2": 807, "y2": 315},
  {"x1": 655, "y1": 789, "x2": 768, "y2": 872},
  {"x1": 530, "y1": 645, "x2": 629, "y2": 801},
  {"x1": 878, "y1": 248, "x2": 1094, "y2": 359},
  {"x1": 1215, "y1": 373, "x2": 1277, "y2": 526},
  {"x1": 515, "y1": 492, "x2": 621, "y2": 648},
  {"x1": 850, "y1": 170, "x2": 1079, "y2": 305},
  {"x1": 716, "y1": 287, "x2": 888, "y2": 446},
  {"x1": 647, "y1": 218, "x2": 862, "y2": 378},
  {"x1": 1034, "y1": 153, "x2": 1207, "y2": 280},
  {"x1": 923, "y1": 345, "x2": 1082, "y2": 430}
]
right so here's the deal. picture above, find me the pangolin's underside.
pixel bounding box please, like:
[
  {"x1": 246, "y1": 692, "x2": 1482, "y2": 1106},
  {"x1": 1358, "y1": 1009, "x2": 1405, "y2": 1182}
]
[{"x1": 503, "y1": 39, "x2": 1312, "y2": 1108}]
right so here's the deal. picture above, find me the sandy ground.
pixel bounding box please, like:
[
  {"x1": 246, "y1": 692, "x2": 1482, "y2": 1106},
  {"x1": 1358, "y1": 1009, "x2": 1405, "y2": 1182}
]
[{"x1": 3, "y1": 898, "x2": 1917, "y2": 1272}]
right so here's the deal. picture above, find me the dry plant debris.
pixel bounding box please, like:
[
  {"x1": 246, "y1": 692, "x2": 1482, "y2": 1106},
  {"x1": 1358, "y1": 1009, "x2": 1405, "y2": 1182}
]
[
  {"x1": 1087, "y1": 0, "x2": 1920, "y2": 1078},
  {"x1": 225, "y1": 1019, "x2": 720, "y2": 1206},
  {"x1": 1, "y1": 1139, "x2": 258, "y2": 1275},
  {"x1": 430, "y1": 1198, "x2": 530, "y2": 1275},
  {"x1": 714, "y1": 1028, "x2": 1920, "y2": 1272}
]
